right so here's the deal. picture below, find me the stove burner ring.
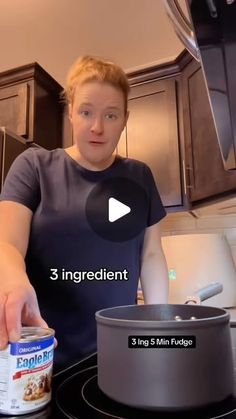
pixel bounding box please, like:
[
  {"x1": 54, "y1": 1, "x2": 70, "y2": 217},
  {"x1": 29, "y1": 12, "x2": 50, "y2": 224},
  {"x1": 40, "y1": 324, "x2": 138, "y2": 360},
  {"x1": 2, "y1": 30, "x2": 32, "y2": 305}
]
[
  {"x1": 81, "y1": 375, "x2": 236, "y2": 419},
  {"x1": 82, "y1": 374, "x2": 125, "y2": 419},
  {"x1": 55, "y1": 361, "x2": 236, "y2": 419},
  {"x1": 209, "y1": 406, "x2": 236, "y2": 419}
]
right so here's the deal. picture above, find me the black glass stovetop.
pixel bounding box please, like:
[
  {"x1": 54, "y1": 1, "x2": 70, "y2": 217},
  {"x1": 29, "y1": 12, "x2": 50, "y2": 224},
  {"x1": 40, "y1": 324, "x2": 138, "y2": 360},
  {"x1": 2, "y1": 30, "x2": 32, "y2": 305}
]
[{"x1": 1, "y1": 353, "x2": 236, "y2": 419}]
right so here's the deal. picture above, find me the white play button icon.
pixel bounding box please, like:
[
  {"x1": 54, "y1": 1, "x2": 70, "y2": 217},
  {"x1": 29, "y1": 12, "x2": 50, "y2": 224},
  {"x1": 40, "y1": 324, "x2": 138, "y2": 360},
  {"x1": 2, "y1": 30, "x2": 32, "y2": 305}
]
[
  {"x1": 86, "y1": 177, "x2": 148, "y2": 241},
  {"x1": 108, "y1": 197, "x2": 131, "y2": 223}
]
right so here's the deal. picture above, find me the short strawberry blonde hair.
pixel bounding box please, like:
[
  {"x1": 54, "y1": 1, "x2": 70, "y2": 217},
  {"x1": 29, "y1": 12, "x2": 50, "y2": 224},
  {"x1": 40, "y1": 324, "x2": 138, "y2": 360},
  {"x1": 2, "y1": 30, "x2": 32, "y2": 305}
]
[{"x1": 63, "y1": 55, "x2": 130, "y2": 113}]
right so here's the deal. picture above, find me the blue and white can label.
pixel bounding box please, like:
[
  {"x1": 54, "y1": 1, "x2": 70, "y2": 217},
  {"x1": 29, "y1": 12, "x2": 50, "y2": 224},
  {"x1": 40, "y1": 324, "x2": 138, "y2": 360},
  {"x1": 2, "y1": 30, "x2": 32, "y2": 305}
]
[{"x1": 0, "y1": 327, "x2": 55, "y2": 415}]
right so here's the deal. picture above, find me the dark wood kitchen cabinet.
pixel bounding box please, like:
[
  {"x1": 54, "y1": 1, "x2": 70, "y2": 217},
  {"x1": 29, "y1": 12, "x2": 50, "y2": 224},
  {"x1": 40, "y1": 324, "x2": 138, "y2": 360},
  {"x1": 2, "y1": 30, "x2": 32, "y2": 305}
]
[
  {"x1": 118, "y1": 77, "x2": 182, "y2": 208},
  {"x1": 0, "y1": 127, "x2": 31, "y2": 190},
  {"x1": 118, "y1": 51, "x2": 236, "y2": 211},
  {"x1": 0, "y1": 63, "x2": 63, "y2": 150},
  {"x1": 182, "y1": 58, "x2": 236, "y2": 206}
]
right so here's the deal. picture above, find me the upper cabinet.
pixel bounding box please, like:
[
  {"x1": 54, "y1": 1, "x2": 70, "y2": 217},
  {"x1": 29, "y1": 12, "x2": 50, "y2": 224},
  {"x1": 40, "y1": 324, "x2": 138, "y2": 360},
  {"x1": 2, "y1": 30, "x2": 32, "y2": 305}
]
[
  {"x1": 182, "y1": 58, "x2": 236, "y2": 206},
  {"x1": 118, "y1": 77, "x2": 182, "y2": 208},
  {"x1": 0, "y1": 63, "x2": 63, "y2": 150},
  {"x1": 121, "y1": 51, "x2": 236, "y2": 211},
  {"x1": 0, "y1": 128, "x2": 31, "y2": 190}
]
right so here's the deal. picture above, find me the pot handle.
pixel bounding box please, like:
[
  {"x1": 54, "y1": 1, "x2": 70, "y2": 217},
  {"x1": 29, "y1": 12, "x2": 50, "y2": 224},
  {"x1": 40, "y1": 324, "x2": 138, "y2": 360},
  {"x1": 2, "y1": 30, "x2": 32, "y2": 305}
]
[{"x1": 184, "y1": 282, "x2": 223, "y2": 305}]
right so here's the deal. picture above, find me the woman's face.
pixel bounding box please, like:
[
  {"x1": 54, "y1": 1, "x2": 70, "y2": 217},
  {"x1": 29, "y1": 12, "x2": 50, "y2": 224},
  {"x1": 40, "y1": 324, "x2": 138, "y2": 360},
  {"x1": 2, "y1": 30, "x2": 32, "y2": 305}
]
[{"x1": 69, "y1": 81, "x2": 128, "y2": 169}]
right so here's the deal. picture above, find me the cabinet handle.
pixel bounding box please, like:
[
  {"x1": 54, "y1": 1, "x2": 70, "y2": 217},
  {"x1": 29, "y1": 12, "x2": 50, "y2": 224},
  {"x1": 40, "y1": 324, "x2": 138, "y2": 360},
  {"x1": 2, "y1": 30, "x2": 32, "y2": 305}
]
[
  {"x1": 182, "y1": 160, "x2": 187, "y2": 195},
  {"x1": 182, "y1": 160, "x2": 193, "y2": 194}
]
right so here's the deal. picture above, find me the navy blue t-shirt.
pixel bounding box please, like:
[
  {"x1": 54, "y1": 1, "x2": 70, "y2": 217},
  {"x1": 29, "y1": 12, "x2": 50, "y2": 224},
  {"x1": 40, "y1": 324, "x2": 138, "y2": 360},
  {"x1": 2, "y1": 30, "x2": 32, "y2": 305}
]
[{"x1": 0, "y1": 147, "x2": 166, "y2": 372}]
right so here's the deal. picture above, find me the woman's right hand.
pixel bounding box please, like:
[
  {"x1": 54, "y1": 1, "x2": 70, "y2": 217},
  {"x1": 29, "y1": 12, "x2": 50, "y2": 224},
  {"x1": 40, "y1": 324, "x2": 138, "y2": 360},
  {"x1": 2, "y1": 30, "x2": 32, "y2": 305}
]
[
  {"x1": 0, "y1": 201, "x2": 48, "y2": 349},
  {"x1": 0, "y1": 278, "x2": 48, "y2": 349}
]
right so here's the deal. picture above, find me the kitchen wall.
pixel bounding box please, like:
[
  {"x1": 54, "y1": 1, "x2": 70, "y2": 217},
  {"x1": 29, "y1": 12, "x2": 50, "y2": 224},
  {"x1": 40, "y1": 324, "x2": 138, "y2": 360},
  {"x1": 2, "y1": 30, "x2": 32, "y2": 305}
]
[
  {"x1": 160, "y1": 212, "x2": 236, "y2": 266},
  {"x1": 0, "y1": 0, "x2": 184, "y2": 87}
]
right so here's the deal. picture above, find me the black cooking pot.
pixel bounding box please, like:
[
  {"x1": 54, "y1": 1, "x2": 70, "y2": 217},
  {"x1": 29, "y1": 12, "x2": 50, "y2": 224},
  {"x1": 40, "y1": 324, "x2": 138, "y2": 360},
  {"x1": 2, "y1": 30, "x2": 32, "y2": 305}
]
[{"x1": 96, "y1": 304, "x2": 234, "y2": 410}]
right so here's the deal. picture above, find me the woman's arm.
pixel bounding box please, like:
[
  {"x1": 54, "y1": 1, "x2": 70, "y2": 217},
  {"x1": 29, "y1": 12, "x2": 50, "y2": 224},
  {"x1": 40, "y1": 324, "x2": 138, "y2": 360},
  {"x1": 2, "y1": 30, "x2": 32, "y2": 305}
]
[
  {"x1": 0, "y1": 201, "x2": 47, "y2": 348},
  {"x1": 140, "y1": 222, "x2": 169, "y2": 304}
]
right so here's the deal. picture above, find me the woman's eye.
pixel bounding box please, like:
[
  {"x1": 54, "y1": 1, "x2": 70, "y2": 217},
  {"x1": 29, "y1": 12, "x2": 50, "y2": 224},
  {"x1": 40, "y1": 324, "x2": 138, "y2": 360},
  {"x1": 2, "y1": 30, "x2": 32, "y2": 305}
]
[
  {"x1": 80, "y1": 110, "x2": 91, "y2": 117},
  {"x1": 105, "y1": 113, "x2": 117, "y2": 120}
]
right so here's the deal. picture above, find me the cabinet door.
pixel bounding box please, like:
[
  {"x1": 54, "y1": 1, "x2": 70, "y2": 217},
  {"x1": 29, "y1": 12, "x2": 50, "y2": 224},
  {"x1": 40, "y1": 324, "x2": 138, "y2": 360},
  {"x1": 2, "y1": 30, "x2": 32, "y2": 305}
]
[
  {"x1": 0, "y1": 63, "x2": 62, "y2": 150},
  {"x1": 182, "y1": 60, "x2": 236, "y2": 204},
  {"x1": 0, "y1": 84, "x2": 29, "y2": 137},
  {"x1": 118, "y1": 79, "x2": 182, "y2": 208},
  {"x1": 0, "y1": 129, "x2": 30, "y2": 191}
]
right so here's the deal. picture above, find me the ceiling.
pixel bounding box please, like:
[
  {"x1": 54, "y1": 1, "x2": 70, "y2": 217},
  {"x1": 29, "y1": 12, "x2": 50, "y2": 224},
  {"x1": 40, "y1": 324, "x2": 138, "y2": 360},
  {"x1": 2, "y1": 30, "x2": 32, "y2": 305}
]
[{"x1": 0, "y1": 0, "x2": 185, "y2": 87}]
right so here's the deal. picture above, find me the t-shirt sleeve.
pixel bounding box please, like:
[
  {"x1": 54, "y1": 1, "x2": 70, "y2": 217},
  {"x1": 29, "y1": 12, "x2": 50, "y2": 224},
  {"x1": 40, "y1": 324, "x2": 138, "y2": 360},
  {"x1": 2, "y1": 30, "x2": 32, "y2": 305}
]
[
  {"x1": 0, "y1": 148, "x2": 40, "y2": 212},
  {"x1": 144, "y1": 164, "x2": 166, "y2": 226}
]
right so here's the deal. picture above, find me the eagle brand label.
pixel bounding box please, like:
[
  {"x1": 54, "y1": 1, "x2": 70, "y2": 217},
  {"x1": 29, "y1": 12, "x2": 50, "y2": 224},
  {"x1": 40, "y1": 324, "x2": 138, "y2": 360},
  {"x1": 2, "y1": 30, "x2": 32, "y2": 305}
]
[{"x1": 0, "y1": 327, "x2": 54, "y2": 415}]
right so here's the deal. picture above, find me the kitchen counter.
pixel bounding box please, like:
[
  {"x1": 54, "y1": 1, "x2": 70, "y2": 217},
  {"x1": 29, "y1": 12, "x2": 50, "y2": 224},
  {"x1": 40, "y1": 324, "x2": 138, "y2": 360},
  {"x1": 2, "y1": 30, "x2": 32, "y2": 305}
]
[{"x1": 1, "y1": 351, "x2": 236, "y2": 419}]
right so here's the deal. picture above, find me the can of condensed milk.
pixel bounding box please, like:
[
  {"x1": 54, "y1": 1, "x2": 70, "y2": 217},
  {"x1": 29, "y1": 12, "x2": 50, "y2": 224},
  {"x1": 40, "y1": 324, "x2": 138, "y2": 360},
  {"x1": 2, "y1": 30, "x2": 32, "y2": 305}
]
[{"x1": 0, "y1": 327, "x2": 55, "y2": 415}]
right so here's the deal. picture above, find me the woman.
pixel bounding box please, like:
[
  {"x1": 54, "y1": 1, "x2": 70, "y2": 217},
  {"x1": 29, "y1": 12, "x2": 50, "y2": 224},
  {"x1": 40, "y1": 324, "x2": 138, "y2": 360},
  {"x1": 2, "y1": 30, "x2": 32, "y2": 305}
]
[{"x1": 0, "y1": 56, "x2": 168, "y2": 372}]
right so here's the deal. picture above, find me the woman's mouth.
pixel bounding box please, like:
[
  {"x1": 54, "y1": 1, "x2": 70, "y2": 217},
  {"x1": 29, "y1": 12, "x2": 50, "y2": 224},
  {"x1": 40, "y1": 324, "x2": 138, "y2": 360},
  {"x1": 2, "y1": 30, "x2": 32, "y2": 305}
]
[{"x1": 89, "y1": 141, "x2": 106, "y2": 146}]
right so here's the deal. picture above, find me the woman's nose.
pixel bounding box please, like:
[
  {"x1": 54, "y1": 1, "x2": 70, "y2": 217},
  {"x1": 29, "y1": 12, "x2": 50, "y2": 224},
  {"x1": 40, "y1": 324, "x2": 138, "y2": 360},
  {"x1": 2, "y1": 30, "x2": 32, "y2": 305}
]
[{"x1": 91, "y1": 117, "x2": 104, "y2": 134}]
